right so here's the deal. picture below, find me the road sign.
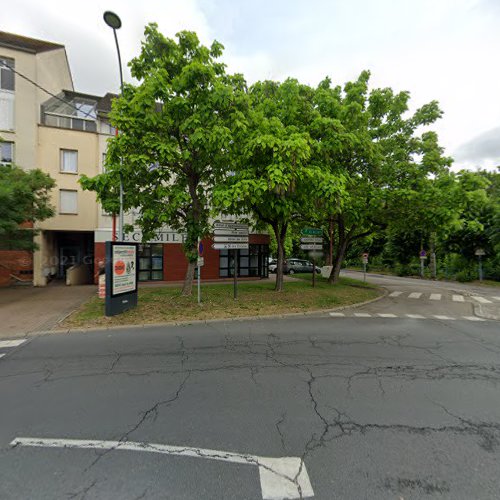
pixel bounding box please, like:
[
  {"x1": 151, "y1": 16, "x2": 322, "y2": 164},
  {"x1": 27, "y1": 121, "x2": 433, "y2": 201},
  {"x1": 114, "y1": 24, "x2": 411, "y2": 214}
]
[
  {"x1": 198, "y1": 241, "x2": 204, "y2": 256},
  {"x1": 301, "y1": 228, "x2": 322, "y2": 236},
  {"x1": 214, "y1": 222, "x2": 248, "y2": 231},
  {"x1": 475, "y1": 248, "x2": 486, "y2": 256},
  {"x1": 214, "y1": 235, "x2": 249, "y2": 243},
  {"x1": 300, "y1": 237, "x2": 323, "y2": 243},
  {"x1": 197, "y1": 257, "x2": 204, "y2": 267},
  {"x1": 213, "y1": 242, "x2": 249, "y2": 250},
  {"x1": 362, "y1": 252, "x2": 369, "y2": 258},
  {"x1": 300, "y1": 244, "x2": 323, "y2": 251},
  {"x1": 214, "y1": 229, "x2": 249, "y2": 236},
  {"x1": 419, "y1": 250, "x2": 427, "y2": 258}
]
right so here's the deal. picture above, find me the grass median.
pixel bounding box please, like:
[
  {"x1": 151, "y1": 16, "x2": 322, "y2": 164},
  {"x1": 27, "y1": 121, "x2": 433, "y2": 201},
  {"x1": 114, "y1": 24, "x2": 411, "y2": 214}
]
[{"x1": 62, "y1": 275, "x2": 381, "y2": 329}]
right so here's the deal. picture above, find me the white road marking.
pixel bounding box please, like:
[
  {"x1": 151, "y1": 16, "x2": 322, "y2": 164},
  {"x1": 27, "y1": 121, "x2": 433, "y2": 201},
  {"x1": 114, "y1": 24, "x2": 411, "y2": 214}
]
[
  {"x1": 452, "y1": 295, "x2": 465, "y2": 302},
  {"x1": 429, "y1": 294, "x2": 442, "y2": 301},
  {"x1": 329, "y1": 312, "x2": 345, "y2": 317},
  {"x1": 433, "y1": 315, "x2": 456, "y2": 320},
  {"x1": 0, "y1": 354, "x2": 4, "y2": 359},
  {"x1": 10, "y1": 437, "x2": 314, "y2": 500},
  {"x1": 406, "y1": 314, "x2": 425, "y2": 319},
  {"x1": 353, "y1": 313, "x2": 372, "y2": 317},
  {"x1": 492, "y1": 297, "x2": 500, "y2": 301},
  {"x1": 408, "y1": 292, "x2": 422, "y2": 299},
  {"x1": 472, "y1": 296, "x2": 492, "y2": 304},
  {"x1": 0, "y1": 339, "x2": 26, "y2": 348},
  {"x1": 463, "y1": 316, "x2": 486, "y2": 322},
  {"x1": 377, "y1": 313, "x2": 397, "y2": 318},
  {"x1": 388, "y1": 291, "x2": 403, "y2": 297}
]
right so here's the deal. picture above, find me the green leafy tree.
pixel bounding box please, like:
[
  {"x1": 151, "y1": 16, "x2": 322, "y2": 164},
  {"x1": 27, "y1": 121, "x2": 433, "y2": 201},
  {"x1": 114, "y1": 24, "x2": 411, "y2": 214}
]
[
  {"x1": 214, "y1": 79, "x2": 346, "y2": 291},
  {"x1": 0, "y1": 163, "x2": 55, "y2": 249},
  {"x1": 312, "y1": 72, "x2": 451, "y2": 283},
  {"x1": 81, "y1": 25, "x2": 248, "y2": 295}
]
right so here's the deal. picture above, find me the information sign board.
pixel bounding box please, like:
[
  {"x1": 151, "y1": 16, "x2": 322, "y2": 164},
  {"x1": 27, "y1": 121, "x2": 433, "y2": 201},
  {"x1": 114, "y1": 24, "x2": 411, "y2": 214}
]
[
  {"x1": 213, "y1": 242, "x2": 249, "y2": 250},
  {"x1": 214, "y1": 235, "x2": 249, "y2": 243},
  {"x1": 300, "y1": 237, "x2": 323, "y2": 244},
  {"x1": 301, "y1": 228, "x2": 322, "y2": 236},
  {"x1": 300, "y1": 244, "x2": 323, "y2": 251}
]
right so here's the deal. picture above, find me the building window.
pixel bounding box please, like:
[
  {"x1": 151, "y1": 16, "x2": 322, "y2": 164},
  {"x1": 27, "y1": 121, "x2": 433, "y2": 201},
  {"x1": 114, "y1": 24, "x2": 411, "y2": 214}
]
[
  {"x1": 219, "y1": 244, "x2": 269, "y2": 278},
  {"x1": 42, "y1": 95, "x2": 97, "y2": 132},
  {"x1": 0, "y1": 57, "x2": 15, "y2": 91},
  {"x1": 60, "y1": 149, "x2": 78, "y2": 173},
  {"x1": 59, "y1": 189, "x2": 78, "y2": 214},
  {"x1": 138, "y1": 244, "x2": 163, "y2": 281},
  {"x1": 0, "y1": 141, "x2": 13, "y2": 164}
]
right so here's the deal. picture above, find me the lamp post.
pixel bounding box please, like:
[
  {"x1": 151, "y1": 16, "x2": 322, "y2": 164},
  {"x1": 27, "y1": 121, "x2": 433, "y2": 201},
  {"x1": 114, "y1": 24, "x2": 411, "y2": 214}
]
[{"x1": 103, "y1": 10, "x2": 124, "y2": 241}]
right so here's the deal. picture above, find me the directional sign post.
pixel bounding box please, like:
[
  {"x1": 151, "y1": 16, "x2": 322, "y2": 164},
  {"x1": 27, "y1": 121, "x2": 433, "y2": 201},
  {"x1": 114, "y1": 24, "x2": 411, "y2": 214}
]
[
  {"x1": 361, "y1": 253, "x2": 369, "y2": 282},
  {"x1": 475, "y1": 248, "x2": 485, "y2": 282},
  {"x1": 213, "y1": 222, "x2": 249, "y2": 299},
  {"x1": 300, "y1": 229, "x2": 323, "y2": 287},
  {"x1": 419, "y1": 250, "x2": 427, "y2": 278}
]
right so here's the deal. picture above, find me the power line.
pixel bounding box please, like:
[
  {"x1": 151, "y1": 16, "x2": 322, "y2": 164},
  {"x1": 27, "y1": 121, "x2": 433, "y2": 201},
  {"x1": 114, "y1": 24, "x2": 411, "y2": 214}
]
[{"x1": 0, "y1": 59, "x2": 99, "y2": 120}]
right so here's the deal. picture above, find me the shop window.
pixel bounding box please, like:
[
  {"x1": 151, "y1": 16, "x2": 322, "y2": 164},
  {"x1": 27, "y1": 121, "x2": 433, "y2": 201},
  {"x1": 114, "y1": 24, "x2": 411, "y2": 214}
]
[
  {"x1": 219, "y1": 244, "x2": 269, "y2": 278},
  {"x1": 138, "y1": 244, "x2": 163, "y2": 281}
]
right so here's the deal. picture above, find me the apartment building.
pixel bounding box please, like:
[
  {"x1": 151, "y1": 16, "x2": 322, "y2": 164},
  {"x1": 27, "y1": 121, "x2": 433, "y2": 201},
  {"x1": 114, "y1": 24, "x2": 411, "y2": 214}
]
[{"x1": 0, "y1": 31, "x2": 269, "y2": 287}]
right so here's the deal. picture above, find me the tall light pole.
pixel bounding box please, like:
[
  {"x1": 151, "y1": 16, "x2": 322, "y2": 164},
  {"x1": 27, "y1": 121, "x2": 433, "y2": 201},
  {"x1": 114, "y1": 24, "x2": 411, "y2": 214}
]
[{"x1": 103, "y1": 11, "x2": 124, "y2": 241}]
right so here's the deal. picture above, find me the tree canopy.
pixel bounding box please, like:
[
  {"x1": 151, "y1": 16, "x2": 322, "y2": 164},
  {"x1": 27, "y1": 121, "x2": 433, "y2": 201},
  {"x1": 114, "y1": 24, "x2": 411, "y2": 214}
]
[{"x1": 0, "y1": 163, "x2": 55, "y2": 250}]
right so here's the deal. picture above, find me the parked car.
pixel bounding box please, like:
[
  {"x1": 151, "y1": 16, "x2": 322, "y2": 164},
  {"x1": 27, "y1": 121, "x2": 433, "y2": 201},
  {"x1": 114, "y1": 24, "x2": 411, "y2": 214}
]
[
  {"x1": 284, "y1": 259, "x2": 321, "y2": 274},
  {"x1": 268, "y1": 259, "x2": 278, "y2": 273}
]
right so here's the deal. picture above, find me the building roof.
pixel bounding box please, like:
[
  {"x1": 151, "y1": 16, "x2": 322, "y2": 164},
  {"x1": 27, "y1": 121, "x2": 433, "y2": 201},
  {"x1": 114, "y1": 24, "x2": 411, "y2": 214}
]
[{"x1": 0, "y1": 31, "x2": 65, "y2": 54}]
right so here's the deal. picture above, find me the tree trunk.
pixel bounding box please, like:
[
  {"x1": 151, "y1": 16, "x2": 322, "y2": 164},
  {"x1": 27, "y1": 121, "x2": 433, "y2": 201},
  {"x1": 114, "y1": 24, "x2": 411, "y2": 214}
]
[
  {"x1": 273, "y1": 223, "x2": 287, "y2": 292},
  {"x1": 328, "y1": 236, "x2": 348, "y2": 284},
  {"x1": 182, "y1": 259, "x2": 196, "y2": 296}
]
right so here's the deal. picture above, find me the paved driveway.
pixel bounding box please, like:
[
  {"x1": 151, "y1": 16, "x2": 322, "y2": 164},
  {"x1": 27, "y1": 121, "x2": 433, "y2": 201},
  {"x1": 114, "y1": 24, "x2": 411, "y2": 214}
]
[{"x1": 0, "y1": 284, "x2": 95, "y2": 339}]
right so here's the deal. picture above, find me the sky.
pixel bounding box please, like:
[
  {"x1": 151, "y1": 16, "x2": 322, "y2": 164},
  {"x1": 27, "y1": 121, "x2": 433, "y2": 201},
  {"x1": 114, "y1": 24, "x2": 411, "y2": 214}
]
[{"x1": 3, "y1": 0, "x2": 499, "y2": 170}]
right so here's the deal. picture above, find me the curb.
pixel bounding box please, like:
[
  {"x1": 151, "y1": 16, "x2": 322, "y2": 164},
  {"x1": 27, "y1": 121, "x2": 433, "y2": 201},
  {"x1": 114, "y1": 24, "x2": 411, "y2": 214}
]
[{"x1": 31, "y1": 287, "x2": 388, "y2": 337}]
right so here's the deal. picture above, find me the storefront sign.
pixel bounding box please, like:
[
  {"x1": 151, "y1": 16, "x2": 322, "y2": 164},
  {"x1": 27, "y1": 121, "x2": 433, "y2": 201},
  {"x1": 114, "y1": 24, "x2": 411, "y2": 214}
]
[{"x1": 95, "y1": 229, "x2": 186, "y2": 244}]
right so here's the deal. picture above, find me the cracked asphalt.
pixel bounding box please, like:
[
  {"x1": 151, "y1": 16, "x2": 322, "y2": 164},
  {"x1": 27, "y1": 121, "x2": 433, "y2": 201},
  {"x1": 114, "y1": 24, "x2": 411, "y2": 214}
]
[{"x1": 0, "y1": 286, "x2": 499, "y2": 498}]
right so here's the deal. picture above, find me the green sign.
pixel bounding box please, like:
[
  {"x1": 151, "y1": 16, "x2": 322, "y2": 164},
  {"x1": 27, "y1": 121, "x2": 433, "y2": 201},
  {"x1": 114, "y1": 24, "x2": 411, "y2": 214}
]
[{"x1": 301, "y1": 228, "x2": 322, "y2": 236}]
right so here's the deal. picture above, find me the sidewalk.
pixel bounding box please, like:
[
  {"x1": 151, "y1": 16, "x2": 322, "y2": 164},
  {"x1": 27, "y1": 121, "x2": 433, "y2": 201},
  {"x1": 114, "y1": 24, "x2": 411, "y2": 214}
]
[{"x1": 0, "y1": 283, "x2": 96, "y2": 339}]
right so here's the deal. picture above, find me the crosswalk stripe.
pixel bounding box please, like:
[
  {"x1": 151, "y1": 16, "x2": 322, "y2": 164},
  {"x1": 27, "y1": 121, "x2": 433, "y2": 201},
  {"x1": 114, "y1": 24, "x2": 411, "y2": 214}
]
[
  {"x1": 0, "y1": 354, "x2": 5, "y2": 359},
  {"x1": 406, "y1": 314, "x2": 425, "y2": 319},
  {"x1": 433, "y1": 315, "x2": 456, "y2": 320},
  {"x1": 429, "y1": 294, "x2": 442, "y2": 301},
  {"x1": 377, "y1": 313, "x2": 397, "y2": 318},
  {"x1": 408, "y1": 292, "x2": 422, "y2": 299},
  {"x1": 354, "y1": 313, "x2": 372, "y2": 317},
  {"x1": 463, "y1": 316, "x2": 486, "y2": 322},
  {"x1": 389, "y1": 291, "x2": 403, "y2": 297},
  {"x1": 329, "y1": 312, "x2": 345, "y2": 317},
  {"x1": 0, "y1": 340, "x2": 26, "y2": 349},
  {"x1": 472, "y1": 296, "x2": 492, "y2": 304},
  {"x1": 492, "y1": 297, "x2": 500, "y2": 301},
  {"x1": 452, "y1": 295, "x2": 465, "y2": 302}
]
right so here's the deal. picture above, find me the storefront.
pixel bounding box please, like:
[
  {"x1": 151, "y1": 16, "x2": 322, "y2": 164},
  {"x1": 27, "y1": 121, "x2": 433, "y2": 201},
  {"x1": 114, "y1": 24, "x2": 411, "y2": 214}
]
[{"x1": 94, "y1": 229, "x2": 269, "y2": 283}]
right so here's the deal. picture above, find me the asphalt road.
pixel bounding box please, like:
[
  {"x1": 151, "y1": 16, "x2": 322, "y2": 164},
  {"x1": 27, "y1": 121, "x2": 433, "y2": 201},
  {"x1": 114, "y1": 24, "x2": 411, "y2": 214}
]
[{"x1": 0, "y1": 276, "x2": 499, "y2": 499}]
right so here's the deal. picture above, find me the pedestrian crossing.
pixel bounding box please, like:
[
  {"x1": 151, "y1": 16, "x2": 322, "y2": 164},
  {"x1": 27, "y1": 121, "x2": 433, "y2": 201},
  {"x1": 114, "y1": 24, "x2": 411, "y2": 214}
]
[
  {"x1": 329, "y1": 312, "x2": 488, "y2": 321},
  {"x1": 387, "y1": 291, "x2": 499, "y2": 304},
  {"x1": 0, "y1": 339, "x2": 27, "y2": 360}
]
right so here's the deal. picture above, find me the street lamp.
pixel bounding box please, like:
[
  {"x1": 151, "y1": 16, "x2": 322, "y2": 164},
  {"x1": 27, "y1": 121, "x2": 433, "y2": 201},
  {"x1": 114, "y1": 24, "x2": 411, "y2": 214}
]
[{"x1": 103, "y1": 10, "x2": 124, "y2": 241}]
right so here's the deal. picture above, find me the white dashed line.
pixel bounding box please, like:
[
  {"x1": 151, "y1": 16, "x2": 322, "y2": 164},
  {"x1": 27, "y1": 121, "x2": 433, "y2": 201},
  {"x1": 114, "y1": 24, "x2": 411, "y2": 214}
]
[
  {"x1": 0, "y1": 339, "x2": 26, "y2": 348},
  {"x1": 433, "y1": 315, "x2": 456, "y2": 320},
  {"x1": 429, "y1": 294, "x2": 442, "y2": 301},
  {"x1": 377, "y1": 313, "x2": 397, "y2": 318},
  {"x1": 408, "y1": 292, "x2": 422, "y2": 299},
  {"x1": 354, "y1": 313, "x2": 372, "y2": 317},
  {"x1": 463, "y1": 316, "x2": 486, "y2": 322},
  {"x1": 389, "y1": 291, "x2": 403, "y2": 297},
  {"x1": 492, "y1": 297, "x2": 500, "y2": 301},
  {"x1": 472, "y1": 296, "x2": 492, "y2": 304},
  {"x1": 329, "y1": 312, "x2": 345, "y2": 317},
  {"x1": 0, "y1": 354, "x2": 4, "y2": 359},
  {"x1": 452, "y1": 295, "x2": 465, "y2": 302},
  {"x1": 406, "y1": 314, "x2": 426, "y2": 319}
]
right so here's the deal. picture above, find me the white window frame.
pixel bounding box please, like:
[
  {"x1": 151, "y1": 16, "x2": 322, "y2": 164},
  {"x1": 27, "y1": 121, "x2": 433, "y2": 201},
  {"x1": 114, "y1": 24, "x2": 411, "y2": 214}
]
[
  {"x1": 60, "y1": 149, "x2": 78, "y2": 174},
  {"x1": 59, "y1": 189, "x2": 78, "y2": 214},
  {"x1": 0, "y1": 141, "x2": 14, "y2": 164},
  {"x1": 0, "y1": 57, "x2": 15, "y2": 91}
]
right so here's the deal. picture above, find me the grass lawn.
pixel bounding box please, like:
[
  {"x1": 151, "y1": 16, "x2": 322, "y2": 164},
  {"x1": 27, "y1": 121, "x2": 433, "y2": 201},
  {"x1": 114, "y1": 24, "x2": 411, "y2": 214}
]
[{"x1": 62, "y1": 276, "x2": 381, "y2": 329}]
